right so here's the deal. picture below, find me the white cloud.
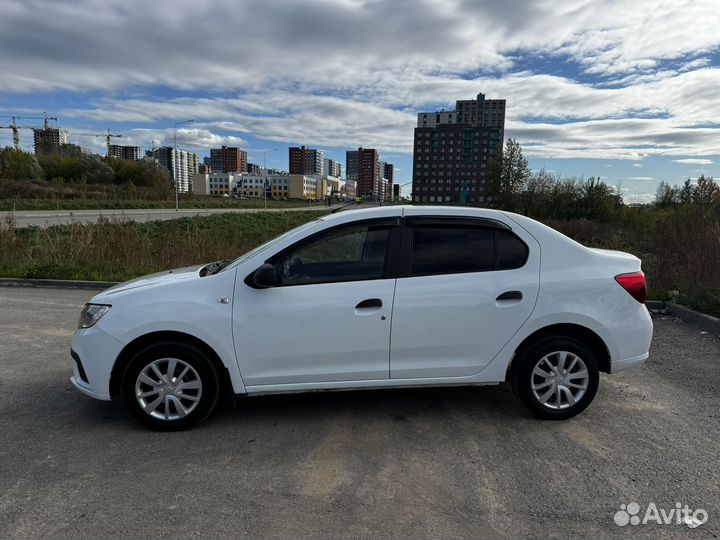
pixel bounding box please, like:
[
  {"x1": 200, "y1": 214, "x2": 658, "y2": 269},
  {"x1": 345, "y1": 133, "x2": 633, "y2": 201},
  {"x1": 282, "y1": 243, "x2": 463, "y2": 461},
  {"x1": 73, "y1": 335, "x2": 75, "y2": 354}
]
[
  {"x1": 61, "y1": 127, "x2": 247, "y2": 154},
  {"x1": 2, "y1": 0, "x2": 720, "y2": 162},
  {"x1": 672, "y1": 158, "x2": 714, "y2": 165}
]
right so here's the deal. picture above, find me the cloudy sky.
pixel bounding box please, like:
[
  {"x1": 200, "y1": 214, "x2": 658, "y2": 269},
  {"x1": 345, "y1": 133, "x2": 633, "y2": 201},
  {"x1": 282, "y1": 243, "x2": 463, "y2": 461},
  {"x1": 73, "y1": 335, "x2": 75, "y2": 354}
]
[{"x1": 1, "y1": 0, "x2": 719, "y2": 201}]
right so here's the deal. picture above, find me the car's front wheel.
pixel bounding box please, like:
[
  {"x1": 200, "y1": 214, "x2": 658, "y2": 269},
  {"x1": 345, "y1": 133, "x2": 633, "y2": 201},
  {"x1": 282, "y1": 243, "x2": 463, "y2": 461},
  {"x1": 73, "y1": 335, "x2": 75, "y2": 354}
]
[
  {"x1": 122, "y1": 342, "x2": 220, "y2": 431},
  {"x1": 511, "y1": 336, "x2": 599, "y2": 420}
]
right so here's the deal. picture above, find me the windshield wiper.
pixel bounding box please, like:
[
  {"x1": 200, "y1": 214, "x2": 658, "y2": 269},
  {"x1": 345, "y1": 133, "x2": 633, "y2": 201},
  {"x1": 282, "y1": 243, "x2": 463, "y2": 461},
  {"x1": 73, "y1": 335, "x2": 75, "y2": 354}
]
[{"x1": 200, "y1": 260, "x2": 230, "y2": 277}]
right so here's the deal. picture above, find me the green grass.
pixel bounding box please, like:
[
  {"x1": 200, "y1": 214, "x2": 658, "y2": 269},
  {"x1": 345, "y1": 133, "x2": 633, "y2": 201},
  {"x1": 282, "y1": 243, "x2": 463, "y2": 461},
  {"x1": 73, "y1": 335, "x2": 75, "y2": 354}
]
[
  {"x1": 1, "y1": 205, "x2": 719, "y2": 318},
  {"x1": 0, "y1": 211, "x2": 329, "y2": 282}
]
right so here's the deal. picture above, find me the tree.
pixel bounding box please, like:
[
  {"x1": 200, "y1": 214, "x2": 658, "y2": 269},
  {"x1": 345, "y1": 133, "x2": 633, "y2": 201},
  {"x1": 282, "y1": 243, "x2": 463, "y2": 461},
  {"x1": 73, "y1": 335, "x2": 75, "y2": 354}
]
[
  {"x1": 38, "y1": 153, "x2": 114, "y2": 184},
  {"x1": 105, "y1": 157, "x2": 172, "y2": 195},
  {"x1": 578, "y1": 177, "x2": 619, "y2": 220},
  {"x1": 488, "y1": 138, "x2": 530, "y2": 211},
  {"x1": 678, "y1": 178, "x2": 694, "y2": 204},
  {"x1": 0, "y1": 147, "x2": 44, "y2": 180},
  {"x1": 693, "y1": 174, "x2": 719, "y2": 206},
  {"x1": 520, "y1": 168, "x2": 556, "y2": 216},
  {"x1": 655, "y1": 181, "x2": 678, "y2": 207}
]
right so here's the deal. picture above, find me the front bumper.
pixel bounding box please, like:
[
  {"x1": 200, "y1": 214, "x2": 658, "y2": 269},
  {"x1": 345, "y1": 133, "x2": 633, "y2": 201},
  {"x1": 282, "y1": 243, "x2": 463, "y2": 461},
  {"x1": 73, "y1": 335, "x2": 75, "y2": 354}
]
[{"x1": 69, "y1": 325, "x2": 124, "y2": 401}]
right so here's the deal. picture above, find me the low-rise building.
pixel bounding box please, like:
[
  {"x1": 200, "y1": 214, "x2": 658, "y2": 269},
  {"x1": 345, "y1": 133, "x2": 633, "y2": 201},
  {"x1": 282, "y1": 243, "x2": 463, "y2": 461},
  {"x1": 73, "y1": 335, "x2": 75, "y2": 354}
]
[
  {"x1": 193, "y1": 173, "x2": 240, "y2": 196},
  {"x1": 194, "y1": 170, "x2": 349, "y2": 200}
]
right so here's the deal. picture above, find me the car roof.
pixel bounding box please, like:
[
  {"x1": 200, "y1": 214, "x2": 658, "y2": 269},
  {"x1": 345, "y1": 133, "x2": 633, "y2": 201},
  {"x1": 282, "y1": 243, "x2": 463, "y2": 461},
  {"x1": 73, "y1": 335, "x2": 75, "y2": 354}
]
[{"x1": 319, "y1": 205, "x2": 507, "y2": 224}]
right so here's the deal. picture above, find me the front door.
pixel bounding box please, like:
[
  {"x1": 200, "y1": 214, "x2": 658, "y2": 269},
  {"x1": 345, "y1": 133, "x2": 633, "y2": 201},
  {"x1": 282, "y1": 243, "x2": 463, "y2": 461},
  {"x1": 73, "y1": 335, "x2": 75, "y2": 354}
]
[{"x1": 233, "y1": 218, "x2": 399, "y2": 386}]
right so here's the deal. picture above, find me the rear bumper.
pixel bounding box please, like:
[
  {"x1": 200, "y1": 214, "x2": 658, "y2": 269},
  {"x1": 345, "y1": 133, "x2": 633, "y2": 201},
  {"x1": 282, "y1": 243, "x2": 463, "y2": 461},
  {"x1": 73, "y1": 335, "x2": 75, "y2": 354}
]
[
  {"x1": 603, "y1": 304, "x2": 653, "y2": 373},
  {"x1": 610, "y1": 352, "x2": 649, "y2": 373}
]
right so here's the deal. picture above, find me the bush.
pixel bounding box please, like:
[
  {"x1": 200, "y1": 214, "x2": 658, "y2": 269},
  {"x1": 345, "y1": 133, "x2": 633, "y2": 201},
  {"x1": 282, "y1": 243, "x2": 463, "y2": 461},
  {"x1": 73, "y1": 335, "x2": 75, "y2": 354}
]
[
  {"x1": 0, "y1": 148, "x2": 44, "y2": 180},
  {"x1": 0, "y1": 211, "x2": 329, "y2": 282}
]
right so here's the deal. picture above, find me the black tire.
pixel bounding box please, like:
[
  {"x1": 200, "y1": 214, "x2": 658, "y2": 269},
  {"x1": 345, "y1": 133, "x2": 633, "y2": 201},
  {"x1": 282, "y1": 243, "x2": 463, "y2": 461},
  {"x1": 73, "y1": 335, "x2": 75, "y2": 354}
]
[
  {"x1": 121, "y1": 341, "x2": 220, "y2": 431},
  {"x1": 511, "y1": 336, "x2": 599, "y2": 420}
]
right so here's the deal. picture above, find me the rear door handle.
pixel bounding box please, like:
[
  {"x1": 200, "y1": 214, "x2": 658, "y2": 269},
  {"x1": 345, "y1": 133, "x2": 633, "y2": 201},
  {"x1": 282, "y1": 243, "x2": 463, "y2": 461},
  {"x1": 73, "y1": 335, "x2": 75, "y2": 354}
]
[
  {"x1": 355, "y1": 298, "x2": 382, "y2": 309},
  {"x1": 496, "y1": 291, "x2": 522, "y2": 301}
]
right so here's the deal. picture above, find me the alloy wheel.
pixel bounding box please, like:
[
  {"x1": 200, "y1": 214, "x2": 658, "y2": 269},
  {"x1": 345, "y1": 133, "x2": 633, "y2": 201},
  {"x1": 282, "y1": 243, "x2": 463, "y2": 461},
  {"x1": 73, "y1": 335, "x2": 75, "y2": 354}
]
[
  {"x1": 530, "y1": 351, "x2": 589, "y2": 410},
  {"x1": 134, "y1": 358, "x2": 203, "y2": 420}
]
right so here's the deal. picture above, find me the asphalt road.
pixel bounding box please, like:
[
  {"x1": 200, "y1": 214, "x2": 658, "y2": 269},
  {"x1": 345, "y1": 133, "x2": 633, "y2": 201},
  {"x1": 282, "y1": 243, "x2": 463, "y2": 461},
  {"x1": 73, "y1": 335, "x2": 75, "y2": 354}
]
[
  {"x1": 0, "y1": 205, "x2": 338, "y2": 228},
  {"x1": 1, "y1": 287, "x2": 718, "y2": 539}
]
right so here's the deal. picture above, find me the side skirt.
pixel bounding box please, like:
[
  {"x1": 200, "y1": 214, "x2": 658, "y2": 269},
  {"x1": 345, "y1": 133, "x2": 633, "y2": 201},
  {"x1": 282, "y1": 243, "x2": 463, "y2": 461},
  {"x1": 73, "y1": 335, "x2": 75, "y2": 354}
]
[{"x1": 242, "y1": 379, "x2": 502, "y2": 397}]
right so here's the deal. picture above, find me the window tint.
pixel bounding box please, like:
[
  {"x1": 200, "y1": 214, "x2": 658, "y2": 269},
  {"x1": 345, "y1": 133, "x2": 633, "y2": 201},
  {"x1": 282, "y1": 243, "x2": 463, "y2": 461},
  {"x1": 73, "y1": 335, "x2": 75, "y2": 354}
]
[
  {"x1": 273, "y1": 223, "x2": 390, "y2": 286},
  {"x1": 410, "y1": 225, "x2": 528, "y2": 276},
  {"x1": 412, "y1": 226, "x2": 495, "y2": 276},
  {"x1": 497, "y1": 230, "x2": 528, "y2": 270}
]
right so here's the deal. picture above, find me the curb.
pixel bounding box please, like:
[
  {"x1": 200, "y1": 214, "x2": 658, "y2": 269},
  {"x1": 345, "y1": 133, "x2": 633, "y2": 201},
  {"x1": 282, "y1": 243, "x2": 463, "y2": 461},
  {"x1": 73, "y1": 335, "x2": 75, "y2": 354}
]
[
  {"x1": 647, "y1": 300, "x2": 720, "y2": 336},
  {"x1": 665, "y1": 301, "x2": 720, "y2": 336},
  {"x1": 0, "y1": 277, "x2": 118, "y2": 291}
]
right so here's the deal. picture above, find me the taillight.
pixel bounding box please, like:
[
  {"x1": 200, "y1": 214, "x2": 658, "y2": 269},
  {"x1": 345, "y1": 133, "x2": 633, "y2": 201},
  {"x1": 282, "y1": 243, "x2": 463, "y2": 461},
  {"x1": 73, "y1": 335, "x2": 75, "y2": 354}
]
[{"x1": 614, "y1": 271, "x2": 647, "y2": 304}]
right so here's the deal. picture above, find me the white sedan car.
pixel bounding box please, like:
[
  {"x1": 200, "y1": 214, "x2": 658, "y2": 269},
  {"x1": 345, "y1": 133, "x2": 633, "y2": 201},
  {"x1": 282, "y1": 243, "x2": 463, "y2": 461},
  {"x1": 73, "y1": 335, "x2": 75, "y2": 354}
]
[{"x1": 71, "y1": 206, "x2": 653, "y2": 430}]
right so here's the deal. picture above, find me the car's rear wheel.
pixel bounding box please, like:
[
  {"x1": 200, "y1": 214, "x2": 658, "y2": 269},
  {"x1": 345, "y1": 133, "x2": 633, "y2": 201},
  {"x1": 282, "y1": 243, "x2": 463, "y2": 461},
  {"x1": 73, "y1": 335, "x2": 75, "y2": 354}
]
[
  {"x1": 122, "y1": 342, "x2": 220, "y2": 431},
  {"x1": 511, "y1": 336, "x2": 599, "y2": 419}
]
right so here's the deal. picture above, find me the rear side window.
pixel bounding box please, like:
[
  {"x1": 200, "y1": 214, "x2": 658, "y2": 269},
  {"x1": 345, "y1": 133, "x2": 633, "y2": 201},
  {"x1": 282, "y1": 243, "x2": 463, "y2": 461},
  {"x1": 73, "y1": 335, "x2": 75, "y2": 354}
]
[
  {"x1": 412, "y1": 227, "x2": 495, "y2": 276},
  {"x1": 410, "y1": 225, "x2": 528, "y2": 277}
]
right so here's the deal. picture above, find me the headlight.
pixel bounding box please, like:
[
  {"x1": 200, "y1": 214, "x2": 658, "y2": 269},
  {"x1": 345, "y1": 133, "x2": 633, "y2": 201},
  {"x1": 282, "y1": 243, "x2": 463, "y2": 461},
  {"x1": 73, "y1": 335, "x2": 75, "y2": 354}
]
[{"x1": 78, "y1": 304, "x2": 111, "y2": 329}]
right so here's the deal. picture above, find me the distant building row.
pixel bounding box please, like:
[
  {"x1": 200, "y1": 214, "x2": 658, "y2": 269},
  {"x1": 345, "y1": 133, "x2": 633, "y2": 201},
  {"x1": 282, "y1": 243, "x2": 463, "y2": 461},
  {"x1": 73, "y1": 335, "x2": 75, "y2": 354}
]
[
  {"x1": 193, "y1": 171, "x2": 355, "y2": 201},
  {"x1": 29, "y1": 130, "x2": 397, "y2": 201}
]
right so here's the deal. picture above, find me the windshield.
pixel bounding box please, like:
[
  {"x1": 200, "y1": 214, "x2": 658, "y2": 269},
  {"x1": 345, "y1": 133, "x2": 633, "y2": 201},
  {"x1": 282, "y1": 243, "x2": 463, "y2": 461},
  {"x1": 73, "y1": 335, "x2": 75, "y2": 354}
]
[{"x1": 220, "y1": 219, "x2": 322, "y2": 272}]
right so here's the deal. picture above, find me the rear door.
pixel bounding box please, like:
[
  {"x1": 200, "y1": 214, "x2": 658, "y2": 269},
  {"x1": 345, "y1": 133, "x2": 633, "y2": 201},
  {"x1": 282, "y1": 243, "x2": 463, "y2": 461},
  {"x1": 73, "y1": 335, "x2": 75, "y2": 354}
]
[{"x1": 389, "y1": 214, "x2": 539, "y2": 379}]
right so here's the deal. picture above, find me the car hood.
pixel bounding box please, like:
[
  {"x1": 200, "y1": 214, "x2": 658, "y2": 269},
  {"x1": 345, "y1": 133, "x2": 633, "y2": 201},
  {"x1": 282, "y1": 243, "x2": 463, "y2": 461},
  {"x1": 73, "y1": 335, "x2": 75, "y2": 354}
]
[{"x1": 95, "y1": 264, "x2": 205, "y2": 300}]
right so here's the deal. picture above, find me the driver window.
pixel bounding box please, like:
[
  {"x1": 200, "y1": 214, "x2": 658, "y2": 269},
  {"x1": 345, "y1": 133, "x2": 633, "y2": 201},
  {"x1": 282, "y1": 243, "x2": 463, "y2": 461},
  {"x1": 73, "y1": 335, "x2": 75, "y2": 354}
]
[{"x1": 273, "y1": 223, "x2": 391, "y2": 286}]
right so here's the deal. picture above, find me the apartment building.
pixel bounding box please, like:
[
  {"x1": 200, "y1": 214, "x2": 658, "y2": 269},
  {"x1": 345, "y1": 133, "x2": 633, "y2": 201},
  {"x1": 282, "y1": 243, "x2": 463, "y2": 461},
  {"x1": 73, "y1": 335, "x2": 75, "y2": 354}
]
[
  {"x1": 324, "y1": 158, "x2": 342, "y2": 178},
  {"x1": 210, "y1": 146, "x2": 247, "y2": 173},
  {"x1": 149, "y1": 146, "x2": 200, "y2": 193},
  {"x1": 108, "y1": 144, "x2": 142, "y2": 161},
  {"x1": 289, "y1": 146, "x2": 325, "y2": 175},
  {"x1": 412, "y1": 92, "x2": 505, "y2": 205}
]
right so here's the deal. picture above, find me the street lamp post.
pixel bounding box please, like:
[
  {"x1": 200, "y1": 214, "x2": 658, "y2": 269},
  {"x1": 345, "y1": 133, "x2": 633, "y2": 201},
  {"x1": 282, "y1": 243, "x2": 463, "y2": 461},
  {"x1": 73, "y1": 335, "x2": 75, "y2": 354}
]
[
  {"x1": 173, "y1": 119, "x2": 194, "y2": 211},
  {"x1": 262, "y1": 148, "x2": 278, "y2": 210}
]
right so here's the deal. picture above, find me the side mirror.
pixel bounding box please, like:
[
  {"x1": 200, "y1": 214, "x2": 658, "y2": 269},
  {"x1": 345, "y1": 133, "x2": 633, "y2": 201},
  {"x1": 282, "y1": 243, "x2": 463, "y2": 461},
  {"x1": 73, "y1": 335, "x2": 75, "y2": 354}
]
[{"x1": 252, "y1": 263, "x2": 280, "y2": 288}]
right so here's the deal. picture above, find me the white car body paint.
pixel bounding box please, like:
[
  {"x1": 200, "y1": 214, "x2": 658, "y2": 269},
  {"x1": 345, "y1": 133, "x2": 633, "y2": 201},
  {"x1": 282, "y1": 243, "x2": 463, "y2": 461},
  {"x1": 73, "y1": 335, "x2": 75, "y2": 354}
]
[{"x1": 70, "y1": 206, "x2": 653, "y2": 403}]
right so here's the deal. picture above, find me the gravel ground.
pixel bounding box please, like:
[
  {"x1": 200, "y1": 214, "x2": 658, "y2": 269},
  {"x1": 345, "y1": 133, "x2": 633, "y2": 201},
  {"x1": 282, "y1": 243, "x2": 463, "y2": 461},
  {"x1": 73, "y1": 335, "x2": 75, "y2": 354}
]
[{"x1": 0, "y1": 287, "x2": 718, "y2": 539}]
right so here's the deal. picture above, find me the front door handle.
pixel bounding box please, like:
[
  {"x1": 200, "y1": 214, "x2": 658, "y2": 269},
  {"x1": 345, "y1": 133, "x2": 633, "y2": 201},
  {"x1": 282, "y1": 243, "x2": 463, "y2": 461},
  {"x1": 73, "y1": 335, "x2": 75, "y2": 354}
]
[
  {"x1": 356, "y1": 298, "x2": 382, "y2": 309},
  {"x1": 496, "y1": 290, "x2": 522, "y2": 301}
]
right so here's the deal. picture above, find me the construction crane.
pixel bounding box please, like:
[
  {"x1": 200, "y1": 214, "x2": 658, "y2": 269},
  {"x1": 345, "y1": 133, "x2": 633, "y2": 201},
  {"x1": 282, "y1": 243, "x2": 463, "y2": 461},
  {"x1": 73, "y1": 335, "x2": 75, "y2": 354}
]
[
  {"x1": 0, "y1": 114, "x2": 56, "y2": 150},
  {"x1": 70, "y1": 129, "x2": 123, "y2": 156}
]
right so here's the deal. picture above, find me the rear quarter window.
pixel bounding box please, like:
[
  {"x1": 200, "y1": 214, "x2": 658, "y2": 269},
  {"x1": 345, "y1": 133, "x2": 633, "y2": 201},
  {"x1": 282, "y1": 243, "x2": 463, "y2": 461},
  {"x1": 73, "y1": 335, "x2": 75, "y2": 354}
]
[
  {"x1": 497, "y1": 230, "x2": 529, "y2": 269},
  {"x1": 409, "y1": 224, "x2": 528, "y2": 276}
]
